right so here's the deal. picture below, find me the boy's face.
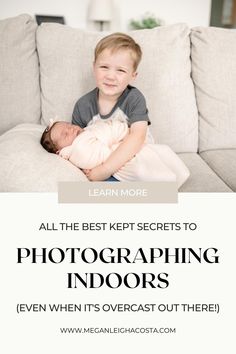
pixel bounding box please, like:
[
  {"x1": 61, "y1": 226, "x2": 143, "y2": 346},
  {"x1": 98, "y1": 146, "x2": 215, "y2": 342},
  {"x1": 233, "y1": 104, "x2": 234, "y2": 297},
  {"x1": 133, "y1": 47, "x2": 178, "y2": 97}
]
[
  {"x1": 93, "y1": 48, "x2": 137, "y2": 100},
  {"x1": 51, "y1": 122, "x2": 83, "y2": 151}
]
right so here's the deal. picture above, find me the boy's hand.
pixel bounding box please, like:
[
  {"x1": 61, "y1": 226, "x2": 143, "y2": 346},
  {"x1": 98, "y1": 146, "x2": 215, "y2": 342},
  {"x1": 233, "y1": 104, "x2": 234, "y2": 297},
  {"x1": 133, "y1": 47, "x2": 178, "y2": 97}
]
[
  {"x1": 82, "y1": 121, "x2": 147, "y2": 181},
  {"x1": 98, "y1": 121, "x2": 147, "y2": 175},
  {"x1": 83, "y1": 164, "x2": 111, "y2": 181},
  {"x1": 82, "y1": 169, "x2": 91, "y2": 178}
]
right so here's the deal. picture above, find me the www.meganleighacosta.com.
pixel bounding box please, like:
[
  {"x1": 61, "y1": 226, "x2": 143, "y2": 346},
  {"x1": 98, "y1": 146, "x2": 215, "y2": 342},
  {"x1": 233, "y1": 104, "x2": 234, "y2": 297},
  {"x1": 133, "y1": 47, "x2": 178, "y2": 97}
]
[{"x1": 60, "y1": 327, "x2": 176, "y2": 334}]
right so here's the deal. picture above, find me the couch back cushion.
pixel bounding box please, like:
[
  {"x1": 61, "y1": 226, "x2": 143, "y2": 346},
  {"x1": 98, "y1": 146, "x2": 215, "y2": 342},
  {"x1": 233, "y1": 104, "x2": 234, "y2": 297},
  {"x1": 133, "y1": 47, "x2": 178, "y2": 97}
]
[
  {"x1": 191, "y1": 27, "x2": 236, "y2": 152},
  {"x1": 0, "y1": 14, "x2": 41, "y2": 135},
  {"x1": 37, "y1": 23, "x2": 198, "y2": 152}
]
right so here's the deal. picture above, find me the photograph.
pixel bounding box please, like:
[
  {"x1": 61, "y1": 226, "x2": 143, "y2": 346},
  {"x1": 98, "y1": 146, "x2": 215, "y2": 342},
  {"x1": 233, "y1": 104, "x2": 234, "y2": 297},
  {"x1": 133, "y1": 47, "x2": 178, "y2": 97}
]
[
  {"x1": 0, "y1": 1, "x2": 235, "y2": 354},
  {"x1": 0, "y1": 0, "x2": 235, "y2": 194}
]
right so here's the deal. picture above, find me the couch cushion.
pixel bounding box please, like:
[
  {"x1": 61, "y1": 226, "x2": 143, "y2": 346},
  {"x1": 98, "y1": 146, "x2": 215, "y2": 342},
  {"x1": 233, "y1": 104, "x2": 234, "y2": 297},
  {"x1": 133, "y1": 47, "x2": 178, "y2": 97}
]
[
  {"x1": 37, "y1": 23, "x2": 198, "y2": 153},
  {"x1": 200, "y1": 149, "x2": 236, "y2": 192},
  {"x1": 191, "y1": 27, "x2": 236, "y2": 152},
  {"x1": 0, "y1": 14, "x2": 41, "y2": 135},
  {"x1": 178, "y1": 153, "x2": 232, "y2": 192},
  {"x1": 0, "y1": 124, "x2": 87, "y2": 192}
]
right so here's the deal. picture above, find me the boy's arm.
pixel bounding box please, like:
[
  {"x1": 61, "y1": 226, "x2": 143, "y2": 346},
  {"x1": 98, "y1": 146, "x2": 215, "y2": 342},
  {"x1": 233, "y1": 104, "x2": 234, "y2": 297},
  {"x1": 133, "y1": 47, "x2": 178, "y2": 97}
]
[{"x1": 86, "y1": 121, "x2": 147, "y2": 181}]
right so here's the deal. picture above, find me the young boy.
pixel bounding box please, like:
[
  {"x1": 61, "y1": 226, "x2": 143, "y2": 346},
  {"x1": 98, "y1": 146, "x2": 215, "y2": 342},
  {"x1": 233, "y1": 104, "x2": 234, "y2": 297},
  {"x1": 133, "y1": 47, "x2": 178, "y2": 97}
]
[{"x1": 72, "y1": 32, "x2": 150, "y2": 181}]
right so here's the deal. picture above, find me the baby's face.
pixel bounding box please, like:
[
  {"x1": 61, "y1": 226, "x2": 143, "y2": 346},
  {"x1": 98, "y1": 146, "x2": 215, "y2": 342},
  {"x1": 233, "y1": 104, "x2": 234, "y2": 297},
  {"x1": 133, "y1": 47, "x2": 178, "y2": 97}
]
[{"x1": 51, "y1": 122, "x2": 83, "y2": 151}]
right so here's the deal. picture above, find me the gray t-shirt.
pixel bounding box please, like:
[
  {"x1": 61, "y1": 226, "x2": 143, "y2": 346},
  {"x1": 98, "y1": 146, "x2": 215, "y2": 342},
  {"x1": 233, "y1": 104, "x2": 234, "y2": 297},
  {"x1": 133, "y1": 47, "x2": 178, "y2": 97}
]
[{"x1": 72, "y1": 85, "x2": 150, "y2": 128}]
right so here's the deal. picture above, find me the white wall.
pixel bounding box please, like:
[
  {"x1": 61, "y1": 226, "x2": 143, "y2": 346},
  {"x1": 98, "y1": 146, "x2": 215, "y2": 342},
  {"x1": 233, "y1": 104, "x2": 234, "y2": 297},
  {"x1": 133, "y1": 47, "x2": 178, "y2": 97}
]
[
  {"x1": 115, "y1": 0, "x2": 212, "y2": 30},
  {"x1": 0, "y1": 0, "x2": 90, "y2": 28},
  {"x1": 0, "y1": 0, "x2": 212, "y2": 29}
]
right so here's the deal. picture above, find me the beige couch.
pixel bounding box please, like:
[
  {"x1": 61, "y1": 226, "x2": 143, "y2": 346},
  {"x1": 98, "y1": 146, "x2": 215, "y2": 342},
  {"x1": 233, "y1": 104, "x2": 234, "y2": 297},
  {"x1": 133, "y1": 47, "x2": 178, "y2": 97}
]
[{"x1": 0, "y1": 14, "x2": 235, "y2": 192}]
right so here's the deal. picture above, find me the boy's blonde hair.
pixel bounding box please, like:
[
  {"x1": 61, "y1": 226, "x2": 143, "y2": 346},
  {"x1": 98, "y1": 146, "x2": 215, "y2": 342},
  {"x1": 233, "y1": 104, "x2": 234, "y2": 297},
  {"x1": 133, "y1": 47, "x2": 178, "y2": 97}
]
[{"x1": 94, "y1": 33, "x2": 142, "y2": 71}]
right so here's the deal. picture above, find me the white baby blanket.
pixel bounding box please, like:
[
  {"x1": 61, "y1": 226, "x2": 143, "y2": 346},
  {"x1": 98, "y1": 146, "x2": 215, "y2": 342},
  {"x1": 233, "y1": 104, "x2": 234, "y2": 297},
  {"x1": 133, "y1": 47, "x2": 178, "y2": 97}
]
[{"x1": 59, "y1": 112, "x2": 189, "y2": 188}]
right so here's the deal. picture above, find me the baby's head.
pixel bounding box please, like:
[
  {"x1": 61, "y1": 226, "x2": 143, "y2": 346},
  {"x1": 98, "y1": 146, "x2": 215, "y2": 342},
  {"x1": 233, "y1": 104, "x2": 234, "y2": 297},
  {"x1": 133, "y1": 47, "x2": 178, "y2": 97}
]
[
  {"x1": 41, "y1": 121, "x2": 83, "y2": 153},
  {"x1": 94, "y1": 33, "x2": 142, "y2": 72}
]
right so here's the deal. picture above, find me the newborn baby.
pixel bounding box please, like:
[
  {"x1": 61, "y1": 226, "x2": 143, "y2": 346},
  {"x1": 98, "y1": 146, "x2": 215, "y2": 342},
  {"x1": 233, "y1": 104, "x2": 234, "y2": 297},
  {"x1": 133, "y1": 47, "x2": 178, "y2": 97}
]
[{"x1": 41, "y1": 113, "x2": 190, "y2": 188}]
